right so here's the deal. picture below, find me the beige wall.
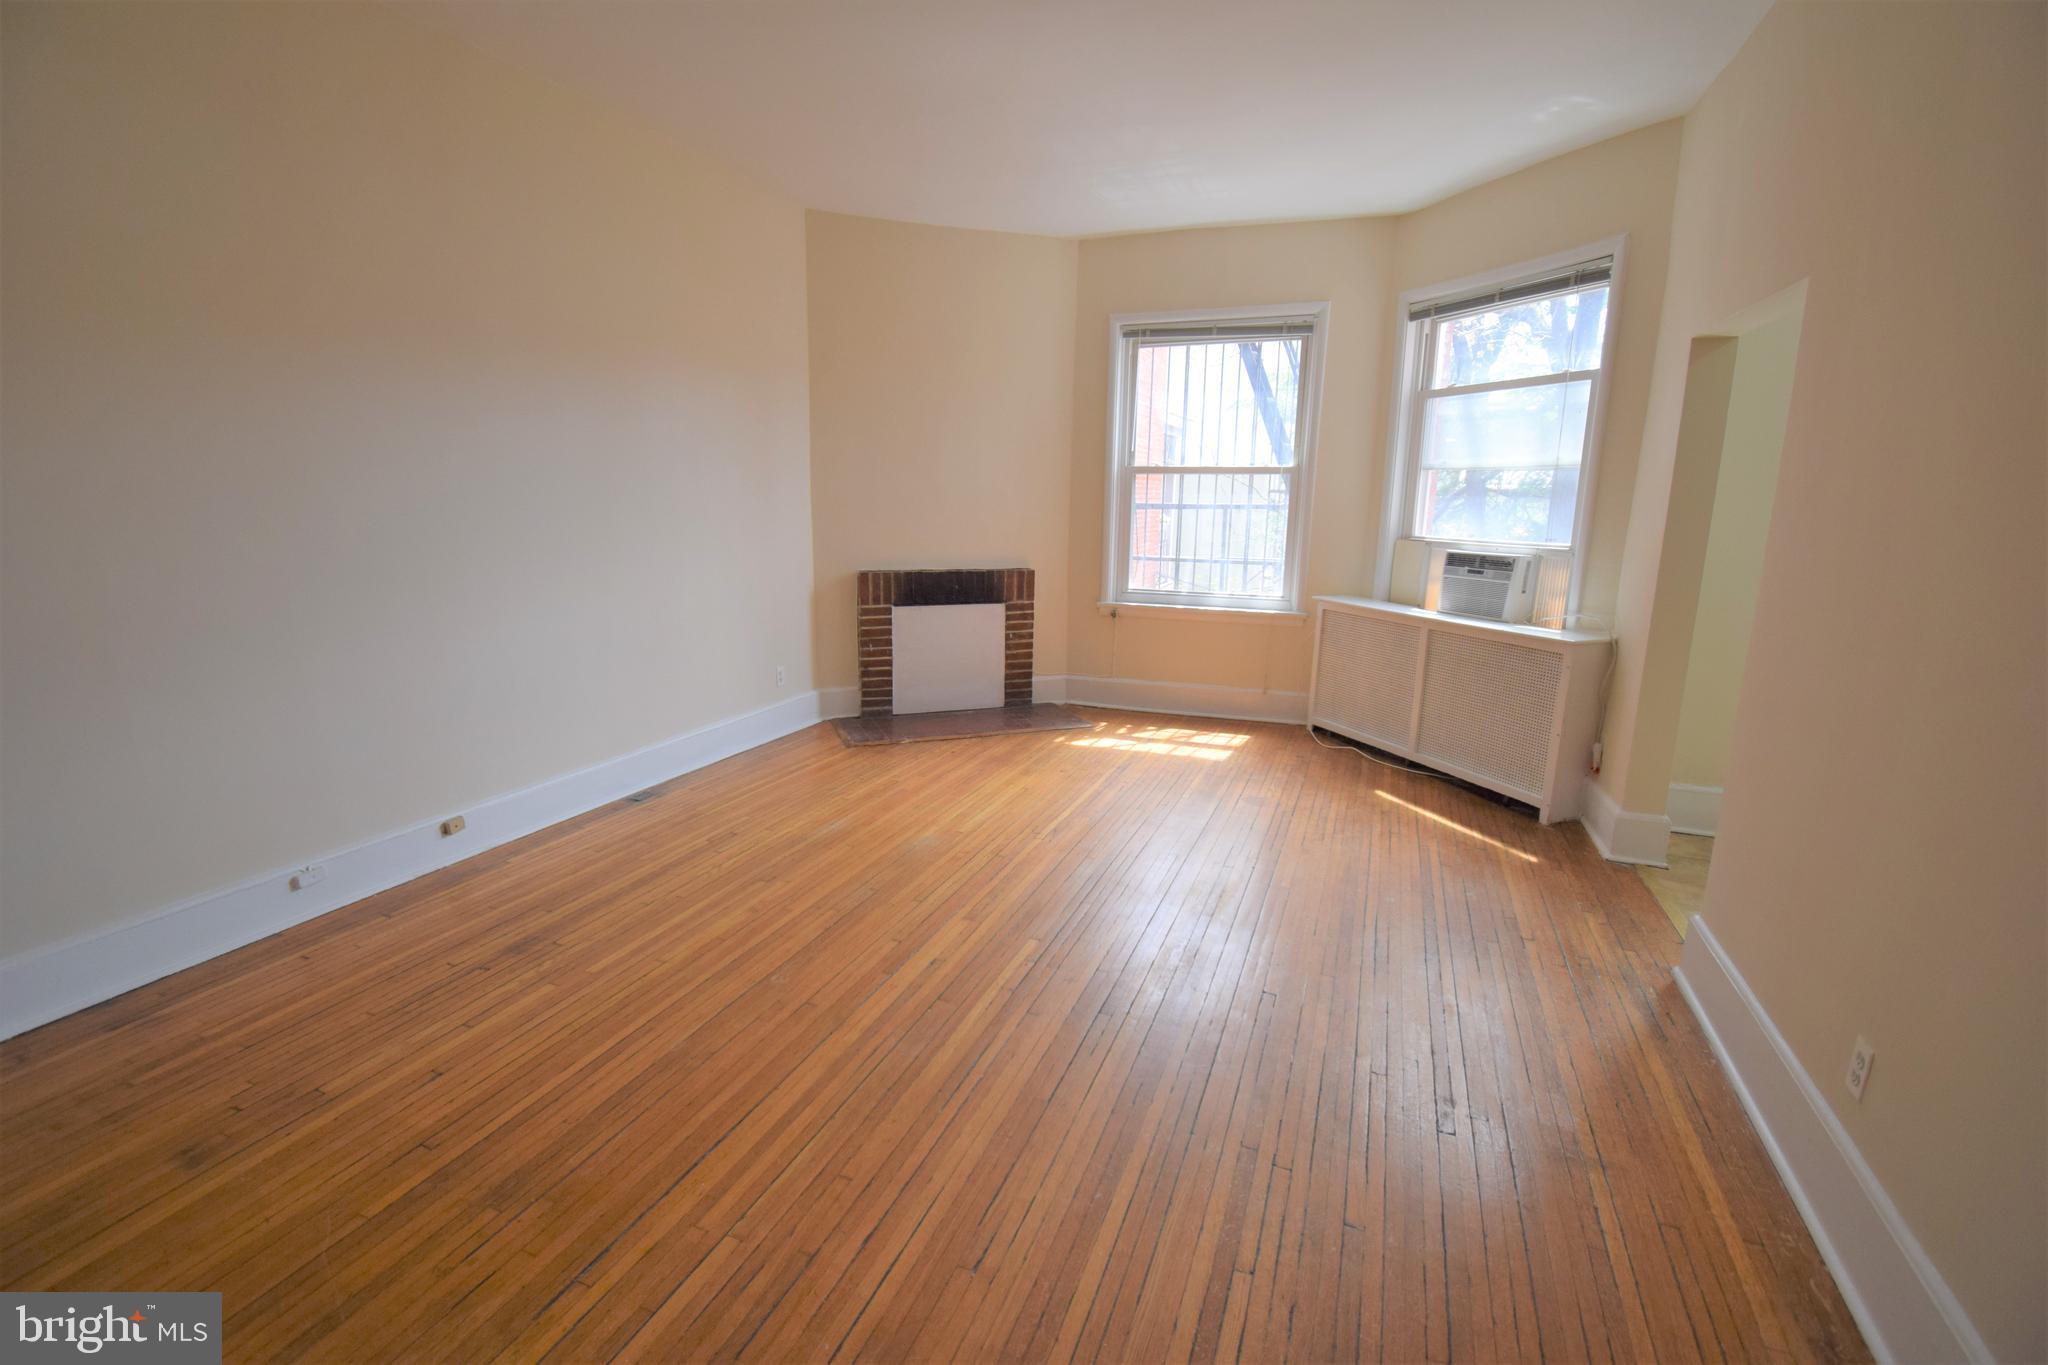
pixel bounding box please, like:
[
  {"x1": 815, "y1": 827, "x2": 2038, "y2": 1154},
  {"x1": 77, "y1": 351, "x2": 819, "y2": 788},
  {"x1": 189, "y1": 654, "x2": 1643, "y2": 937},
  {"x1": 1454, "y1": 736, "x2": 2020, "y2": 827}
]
[
  {"x1": 1605, "y1": 5, "x2": 2046, "y2": 1356},
  {"x1": 805, "y1": 212, "x2": 1077, "y2": 691},
  {"x1": 1066, "y1": 219, "x2": 1395, "y2": 696},
  {"x1": 0, "y1": 4, "x2": 816, "y2": 958},
  {"x1": 1057, "y1": 128, "x2": 1682, "y2": 702},
  {"x1": 1390, "y1": 121, "x2": 1683, "y2": 630},
  {"x1": 1669, "y1": 307, "x2": 1801, "y2": 791}
]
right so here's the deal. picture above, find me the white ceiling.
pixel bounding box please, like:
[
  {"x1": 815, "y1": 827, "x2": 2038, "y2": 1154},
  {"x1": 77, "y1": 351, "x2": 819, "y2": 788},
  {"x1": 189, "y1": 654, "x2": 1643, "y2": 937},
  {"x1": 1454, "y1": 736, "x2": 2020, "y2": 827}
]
[{"x1": 420, "y1": 1, "x2": 1770, "y2": 239}]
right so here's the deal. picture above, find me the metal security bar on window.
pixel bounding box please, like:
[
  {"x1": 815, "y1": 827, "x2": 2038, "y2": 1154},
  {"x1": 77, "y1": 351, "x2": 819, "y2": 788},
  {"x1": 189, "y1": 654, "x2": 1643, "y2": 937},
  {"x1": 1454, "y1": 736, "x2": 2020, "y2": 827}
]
[{"x1": 1122, "y1": 333, "x2": 1305, "y2": 600}]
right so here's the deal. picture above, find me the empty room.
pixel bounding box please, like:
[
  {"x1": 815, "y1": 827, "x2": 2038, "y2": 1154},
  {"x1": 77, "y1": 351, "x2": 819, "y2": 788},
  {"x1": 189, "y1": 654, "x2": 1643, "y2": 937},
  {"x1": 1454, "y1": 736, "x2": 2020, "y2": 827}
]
[{"x1": 2, "y1": 2, "x2": 2042, "y2": 1361}]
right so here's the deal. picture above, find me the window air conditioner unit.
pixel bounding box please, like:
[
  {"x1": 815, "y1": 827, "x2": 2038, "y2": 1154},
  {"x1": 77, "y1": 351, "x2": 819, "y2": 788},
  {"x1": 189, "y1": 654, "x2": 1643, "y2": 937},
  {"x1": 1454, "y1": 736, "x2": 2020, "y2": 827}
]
[{"x1": 1437, "y1": 551, "x2": 1537, "y2": 623}]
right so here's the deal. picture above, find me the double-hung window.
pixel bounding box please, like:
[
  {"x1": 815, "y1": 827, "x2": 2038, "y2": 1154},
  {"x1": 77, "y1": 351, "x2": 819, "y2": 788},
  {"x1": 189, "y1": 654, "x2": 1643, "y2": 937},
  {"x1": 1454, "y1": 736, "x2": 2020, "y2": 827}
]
[
  {"x1": 1104, "y1": 306, "x2": 1328, "y2": 613},
  {"x1": 1391, "y1": 253, "x2": 1615, "y2": 558}
]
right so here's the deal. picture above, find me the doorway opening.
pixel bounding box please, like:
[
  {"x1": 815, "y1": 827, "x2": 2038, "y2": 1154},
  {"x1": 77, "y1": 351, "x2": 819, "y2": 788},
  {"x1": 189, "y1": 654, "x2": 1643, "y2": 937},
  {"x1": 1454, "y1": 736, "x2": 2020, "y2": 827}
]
[{"x1": 1638, "y1": 295, "x2": 1805, "y2": 936}]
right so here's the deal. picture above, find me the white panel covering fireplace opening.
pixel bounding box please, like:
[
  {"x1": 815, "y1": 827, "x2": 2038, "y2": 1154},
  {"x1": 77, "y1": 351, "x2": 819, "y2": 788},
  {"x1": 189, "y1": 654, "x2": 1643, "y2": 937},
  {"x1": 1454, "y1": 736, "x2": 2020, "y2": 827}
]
[{"x1": 891, "y1": 604, "x2": 1006, "y2": 714}]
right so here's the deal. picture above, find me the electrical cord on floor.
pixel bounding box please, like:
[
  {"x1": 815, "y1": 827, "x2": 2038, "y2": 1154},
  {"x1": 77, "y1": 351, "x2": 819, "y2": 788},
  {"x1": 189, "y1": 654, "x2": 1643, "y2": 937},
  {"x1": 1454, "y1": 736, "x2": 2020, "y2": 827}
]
[{"x1": 1305, "y1": 722, "x2": 1457, "y2": 784}]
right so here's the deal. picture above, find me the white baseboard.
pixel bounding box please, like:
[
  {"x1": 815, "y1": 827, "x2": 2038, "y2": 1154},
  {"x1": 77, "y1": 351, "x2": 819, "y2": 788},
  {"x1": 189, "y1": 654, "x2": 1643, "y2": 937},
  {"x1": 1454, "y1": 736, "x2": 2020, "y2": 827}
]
[
  {"x1": 1578, "y1": 778, "x2": 1671, "y2": 866},
  {"x1": 0, "y1": 690, "x2": 831, "y2": 1042},
  {"x1": 1675, "y1": 918, "x2": 1990, "y2": 1364},
  {"x1": 1052, "y1": 674, "x2": 1307, "y2": 724},
  {"x1": 1668, "y1": 782, "x2": 1722, "y2": 837}
]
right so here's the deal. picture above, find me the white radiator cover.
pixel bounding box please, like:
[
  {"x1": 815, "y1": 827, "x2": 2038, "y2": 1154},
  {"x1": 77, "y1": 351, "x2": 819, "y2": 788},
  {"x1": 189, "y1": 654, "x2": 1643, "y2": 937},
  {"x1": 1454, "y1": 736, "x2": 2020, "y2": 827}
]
[{"x1": 1308, "y1": 596, "x2": 1611, "y2": 823}]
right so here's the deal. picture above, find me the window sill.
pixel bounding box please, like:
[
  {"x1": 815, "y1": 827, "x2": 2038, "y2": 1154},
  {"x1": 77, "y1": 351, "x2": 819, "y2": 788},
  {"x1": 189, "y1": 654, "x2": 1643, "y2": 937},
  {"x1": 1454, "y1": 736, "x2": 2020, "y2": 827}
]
[
  {"x1": 1098, "y1": 601, "x2": 1309, "y2": 625},
  {"x1": 1403, "y1": 535, "x2": 1572, "y2": 552}
]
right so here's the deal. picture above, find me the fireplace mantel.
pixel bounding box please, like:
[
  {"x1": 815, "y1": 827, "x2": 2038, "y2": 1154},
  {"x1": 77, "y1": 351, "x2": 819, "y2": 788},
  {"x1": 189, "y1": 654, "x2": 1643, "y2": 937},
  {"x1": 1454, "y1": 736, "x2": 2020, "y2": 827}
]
[{"x1": 857, "y1": 569, "x2": 1033, "y2": 716}]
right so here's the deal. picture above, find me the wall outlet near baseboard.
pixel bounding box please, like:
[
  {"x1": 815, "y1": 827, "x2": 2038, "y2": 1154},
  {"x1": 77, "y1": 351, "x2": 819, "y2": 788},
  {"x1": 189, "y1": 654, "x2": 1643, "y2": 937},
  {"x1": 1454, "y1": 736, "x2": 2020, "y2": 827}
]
[
  {"x1": 1845, "y1": 1036, "x2": 1875, "y2": 1100},
  {"x1": 776, "y1": 665, "x2": 786, "y2": 687},
  {"x1": 289, "y1": 865, "x2": 325, "y2": 892},
  {"x1": 440, "y1": 815, "x2": 466, "y2": 837}
]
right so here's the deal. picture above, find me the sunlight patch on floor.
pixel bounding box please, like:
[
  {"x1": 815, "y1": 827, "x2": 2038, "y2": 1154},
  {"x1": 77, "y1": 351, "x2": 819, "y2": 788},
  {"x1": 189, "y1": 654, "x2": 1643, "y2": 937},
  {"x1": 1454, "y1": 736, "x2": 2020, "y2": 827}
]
[
  {"x1": 1375, "y1": 789, "x2": 1540, "y2": 863},
  {"x1": 1066, "y1": 721, "x2": 1249, "y2": 761}
]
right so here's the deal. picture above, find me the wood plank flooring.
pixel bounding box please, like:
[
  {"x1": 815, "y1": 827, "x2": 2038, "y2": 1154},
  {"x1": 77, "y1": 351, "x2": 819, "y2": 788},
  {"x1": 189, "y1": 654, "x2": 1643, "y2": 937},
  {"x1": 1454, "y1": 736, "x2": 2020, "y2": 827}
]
[
  {"x1": 1638, "y1": 835, "x2": 1714, "y2": 941},
  {"x1": 0, "y1": 711, "x2": 1866, "y2": 1363},
  {"x1": 833, "y1": 702, "x2": 1090, "y2": 746}
]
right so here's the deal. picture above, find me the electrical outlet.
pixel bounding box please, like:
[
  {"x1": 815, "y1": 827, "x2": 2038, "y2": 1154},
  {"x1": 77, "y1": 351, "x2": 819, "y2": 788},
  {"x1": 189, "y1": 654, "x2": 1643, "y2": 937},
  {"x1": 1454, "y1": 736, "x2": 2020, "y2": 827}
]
[
  {"x1": 440, "y1": 815, "x2": 466, "y2": 837},
  {"x1": 775, "y1": 665, "x2": 786, "y2": 687},
  {"x1": 289, "y1": 865, "x2": 325, "y2": 892},
  {"x1": 1845, "y1": 1036, "x2": 1875, "y2": 1101}
]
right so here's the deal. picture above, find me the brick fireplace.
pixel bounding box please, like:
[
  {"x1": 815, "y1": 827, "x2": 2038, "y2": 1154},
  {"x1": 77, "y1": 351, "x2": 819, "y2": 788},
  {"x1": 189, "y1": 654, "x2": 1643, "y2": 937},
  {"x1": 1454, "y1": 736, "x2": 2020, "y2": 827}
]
[{"x1": 857, "y1": 569, "x2": 1034, "y2": 716}]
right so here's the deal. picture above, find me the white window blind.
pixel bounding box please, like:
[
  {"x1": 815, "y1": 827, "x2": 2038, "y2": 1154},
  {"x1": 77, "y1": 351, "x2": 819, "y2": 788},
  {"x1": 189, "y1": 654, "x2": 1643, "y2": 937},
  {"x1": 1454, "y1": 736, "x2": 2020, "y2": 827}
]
[{"x1": 1404, "y1": 259, "x2": 1612, "y2": 547}]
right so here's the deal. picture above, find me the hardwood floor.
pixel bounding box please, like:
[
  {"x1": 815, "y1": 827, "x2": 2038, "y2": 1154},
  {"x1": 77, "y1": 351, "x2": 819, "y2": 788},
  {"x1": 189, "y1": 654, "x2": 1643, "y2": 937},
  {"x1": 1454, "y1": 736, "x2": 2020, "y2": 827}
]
[
  {"x1": 1638, "y1": 835, "x2": 1714, "y2": 940},
  {"x1": 1, "y1": 711, "x2": 1865, "y2": 1363}
]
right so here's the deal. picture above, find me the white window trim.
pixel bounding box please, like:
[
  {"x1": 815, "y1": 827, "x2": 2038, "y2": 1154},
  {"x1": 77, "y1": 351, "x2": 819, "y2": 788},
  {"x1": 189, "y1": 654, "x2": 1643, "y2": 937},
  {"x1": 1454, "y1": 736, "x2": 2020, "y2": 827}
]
[
  {"x1": 1102, "y1": 302, "x2": 1331, "y2": 616},
  {"x1": 1372, "y1": 236, "x2": 1627, "y2": 623}
]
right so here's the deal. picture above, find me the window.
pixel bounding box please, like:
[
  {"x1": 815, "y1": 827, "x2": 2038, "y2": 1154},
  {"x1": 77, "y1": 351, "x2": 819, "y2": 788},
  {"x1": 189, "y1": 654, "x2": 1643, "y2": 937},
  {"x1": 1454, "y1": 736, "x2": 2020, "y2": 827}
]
[
  {"x1": 1392, "y1": 254, "x2": 1615, "y2": 552},
  {"x1": 1104, "y1": 306, "x2": 1327, "y2": 612}
]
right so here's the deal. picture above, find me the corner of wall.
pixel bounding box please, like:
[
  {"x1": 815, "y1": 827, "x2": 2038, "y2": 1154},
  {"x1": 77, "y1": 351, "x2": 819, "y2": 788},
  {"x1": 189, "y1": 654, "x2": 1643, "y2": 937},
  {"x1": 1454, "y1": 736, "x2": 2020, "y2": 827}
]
[{"x1": 1578, "y1": 777, "x2": 1671, "y2": 866}]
